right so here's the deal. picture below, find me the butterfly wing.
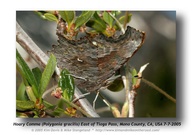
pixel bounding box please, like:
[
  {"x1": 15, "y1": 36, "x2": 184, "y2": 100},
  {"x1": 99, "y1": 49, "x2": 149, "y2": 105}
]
[{"x1": 49, "y1": 23, "x2": 145, "y2": 92}]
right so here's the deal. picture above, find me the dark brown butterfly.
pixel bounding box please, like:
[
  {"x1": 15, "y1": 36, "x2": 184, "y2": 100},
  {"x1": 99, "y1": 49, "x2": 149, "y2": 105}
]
[{"x1": 49, "y1": 20, "x2": 145, "y2": 92}]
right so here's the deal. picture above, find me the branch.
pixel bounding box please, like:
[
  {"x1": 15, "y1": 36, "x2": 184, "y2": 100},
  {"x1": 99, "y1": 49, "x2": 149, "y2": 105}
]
[
  {"x1": 16, "y1": 22, "x2": 99, "y2": 117},
  {"x1": 142, "y1": 78, "x2": 176, "y2": 103},
  {"x1": 127, "y1": 63, "x2": 149, "y2": 117}
]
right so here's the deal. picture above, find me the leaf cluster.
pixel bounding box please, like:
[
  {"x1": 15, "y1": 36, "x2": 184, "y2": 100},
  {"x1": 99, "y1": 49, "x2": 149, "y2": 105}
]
[{"x1": 36, "y1": 11, "x2": 132, "y2": 38}]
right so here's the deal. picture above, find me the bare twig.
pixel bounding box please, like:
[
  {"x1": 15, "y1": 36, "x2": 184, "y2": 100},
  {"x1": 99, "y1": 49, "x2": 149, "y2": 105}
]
[
  {"x1": 142, "y1": 78, "x2": 176, "y2": 103},
  {"x1": 121, "y1": 75, "x2": 130, "y2": 117},
  {"x1": 128, "y1": 90, "x2": 137, "y2": 117},
  {"x1": 127, "y1": 63, "x2": 149, "y2": 117},
  {"x1": 121, "y1": 75, "x2": 139, "y2": 118},
  {"x1": 16, "y1": 22, "x2": 99, "y2": 117}
]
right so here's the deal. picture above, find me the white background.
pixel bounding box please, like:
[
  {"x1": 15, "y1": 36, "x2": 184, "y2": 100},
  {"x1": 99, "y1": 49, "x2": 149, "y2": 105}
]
[{"x1": 0, "y1": 0, "x2": 191, "y2": 134}]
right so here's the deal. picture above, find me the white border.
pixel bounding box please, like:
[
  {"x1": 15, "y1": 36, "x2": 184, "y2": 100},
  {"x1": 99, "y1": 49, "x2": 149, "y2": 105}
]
[{"x1": 0, "y1": 0, "x2": 191, "y2": 134}]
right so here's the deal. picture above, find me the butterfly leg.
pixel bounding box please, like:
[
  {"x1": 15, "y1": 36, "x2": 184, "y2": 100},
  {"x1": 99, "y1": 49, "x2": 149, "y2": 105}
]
[
  {"x1": 72, "y1": 92, "x2": 91, "y2": 103},
  {"x1": 104, "y1": 75, "x2": 121, "y2": 87},
  {"x1": 93, "y1": 90, "x2": 100, "y2": 109},
  {"x1": 93, "y1": 90, "x2": 112, "y2": 110}
]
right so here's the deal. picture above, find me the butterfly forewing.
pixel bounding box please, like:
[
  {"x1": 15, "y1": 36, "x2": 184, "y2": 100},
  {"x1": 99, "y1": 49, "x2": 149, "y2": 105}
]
[{"x1": 49, "y1": 21, "x2": 145, "y2": 92}]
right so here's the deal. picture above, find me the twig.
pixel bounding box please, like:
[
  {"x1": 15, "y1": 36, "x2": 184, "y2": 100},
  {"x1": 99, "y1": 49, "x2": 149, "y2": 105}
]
[
  {"x1": 16, "y1": 22, "x2": 99, "y2": 117},
  {"x1": 126, "y1": 63, "x2": 149, "y2": 117},
  {"x1": 128, "y1": 90, "x2": 137, "y2": 117},
  {"x1": 121, "y1": 75, "x2": 130, "y2": 117},
  {"x1": 142, "y1": 78, "x2": 176, "y2": 103},
  {"x1": 61, "y1": 97, "x2": 93, "y2": 118}
]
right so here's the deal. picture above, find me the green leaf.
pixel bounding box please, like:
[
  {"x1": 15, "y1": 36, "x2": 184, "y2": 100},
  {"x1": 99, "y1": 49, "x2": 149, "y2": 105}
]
[
  {"x1": 16, "y1": 100, "x2": 35, "y2": 111},
  {"x1": 44, "y1": 13, "x2": 58, "y2": 22},
  {"x1": 57, "y1": 98, "x2": 65, "y2": 109},
  {"x1": 121, "y1": 101, "x2": 129, "y2": 117},
  {"x1": 107, "y1": 77, "x2": 124, "y2": 92},
  {"x1": 112, "y1": 11, "x2": 121, "y2": 16},
  {"x1": 119, "y1": 14, "x2": 132, "y2": 24},
  {"x1": 16, "y1": 81, "x2": 28, "y2": 101},
  {"x1": 75, "y1": 11, "x2": 95, "y2": 29},
  {"x1": 16, "y1": 49, "x2": 39, "y2": 98},
  {"x1": 118, "y1": 13, "x2": 132, "y2": 26},
  {"x1": 59, "y1": 11, "x2": 75, "y2": 26},
  {"x1": 39, "y1": 54, "x2": 56, "y2": 97},
  {"x1": 43, "y1": 101, "x2": 65, "y2": 116},
  {"x1": 103, "y1": 11, "x2": 114, "y2": 28},
  {"x1": 131, "y1": 68, "x2": 138, "y2": 85},
  {"x1": 16, "y1": 63, "x2": 28, "y2": 86},
  {"x1": 86, "y1": 12, "x2": 107, "y2": 33},
  {"x1": 58, "y1": 69, "x2": 75, "y2": 101},
  {"x1": 32, "y1": 67, "x2": 42, "y2": 87},
  {"x1": 35, "y1": 11, "x2": 46, "y2": 19}
]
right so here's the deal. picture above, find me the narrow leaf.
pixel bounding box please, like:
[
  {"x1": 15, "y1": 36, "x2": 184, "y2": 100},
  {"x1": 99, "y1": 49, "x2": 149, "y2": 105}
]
[
  {"x1": 118, "y1": 13, "x2": 132, "y2": 25},
  {"x1": 16, "y1": 81, "x2": 28, "y2": 101},
  {"x1": 16, "y1": 100, "x2": 35, "y2": 111},
  {"x1": 59, "y1": 11, "x2": 75, "y2": 26},
  {"x1": 16, "y1": 63, "x2": 28, "y2": 86},
  {"x1": 39, "y1": 54, "x2": 56, "y2": 97},
  {"x1": 111, "y1": 106, "x2": 120, "y2": 118},
  {"x1": 16, "y1": 49, "x2": 39, "y2": 98},
  {"x1": 35, "y1": 11, "x2": 46, "y2": 19},
  {"x1": 86, "y1": 12, "x2": 107, "y2": 33},
  {"x1": 103, "y1": 11, "x2": 114, "y2": 28},
  {"x1": 75, "y1": 11, "x2": 95, "y2": 29},
  {"x1": 32, "y1": 67, "x2": 42, "y2": 86},
  {"x1": 43, "y1": 101, "x2": 65, "y2": 116},
  {"x1": 121, "y1": 101, "x2": 129, "y2": 117},
  {"x1": 58, "y1": 68, "x2": 75, "y2": 102},
  {"x1": 131, "y1": 68, "x2": 138, "y2": 85},
  {"x1": 44, "y1": 13, "x2": 58, "y2": 22}
]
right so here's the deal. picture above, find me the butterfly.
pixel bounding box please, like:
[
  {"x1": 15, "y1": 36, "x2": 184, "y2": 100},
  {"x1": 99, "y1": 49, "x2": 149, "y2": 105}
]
[{"x1": 49, "y1": 20, "x2": 145, "y2": 92}]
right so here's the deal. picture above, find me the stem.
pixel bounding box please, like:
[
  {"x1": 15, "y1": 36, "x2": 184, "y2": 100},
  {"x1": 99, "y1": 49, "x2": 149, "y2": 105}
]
[
  {"x1": 25, "y1": 86, "x2": 37, "y2": 103},
  {"x1": 121, "y1": 76, "x2": 129, "y2": 117},
  {"x1": 61, "y1": 97, "x2": 92, "y2": 118},
  {"x1": 128, "y1": 90, "x2": 136, "y2": 117},
  {"x1": 142, "y1": 78, "x2": 176, "y2": 103},
  {"x1": 16, "y1": 22, "x2": 99, "y2": 117},
  {"x1": 108, "y1": 12, "x2": 125, "y2": 34},
  {"x1": 122, "y1": 76, "x2": 130, "y2": 102},
  {"x1": 43, "y1": 100, "x2": 67, "y2": 117},
  {"x1": 16, "y1": 23, "x2": 48, "y2": 69}
]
